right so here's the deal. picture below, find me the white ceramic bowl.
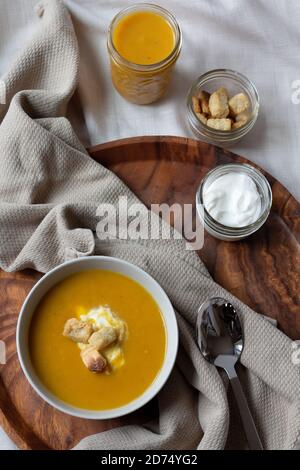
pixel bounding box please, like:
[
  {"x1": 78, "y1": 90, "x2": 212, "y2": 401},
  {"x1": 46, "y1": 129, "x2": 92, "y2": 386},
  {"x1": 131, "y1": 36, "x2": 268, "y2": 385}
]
[{"x1": 17, "y1": 256, "x2": 178, "y2": 419}]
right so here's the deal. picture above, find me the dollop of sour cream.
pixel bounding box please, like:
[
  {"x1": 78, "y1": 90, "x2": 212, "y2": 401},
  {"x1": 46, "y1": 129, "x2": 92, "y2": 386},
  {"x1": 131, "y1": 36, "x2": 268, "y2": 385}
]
[
  {"x1": 77, "y1": 305, "x2": 127, "y2": 370},
  {"x1": 203, "y1": 172, "x2": 261, "y2": 227}
]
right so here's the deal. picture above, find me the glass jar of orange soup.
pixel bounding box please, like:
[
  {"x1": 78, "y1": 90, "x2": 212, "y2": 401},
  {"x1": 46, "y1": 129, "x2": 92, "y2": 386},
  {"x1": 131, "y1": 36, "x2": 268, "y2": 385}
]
[{"x1": 107, "y1": 3, "x2": 182, "y2": 105}]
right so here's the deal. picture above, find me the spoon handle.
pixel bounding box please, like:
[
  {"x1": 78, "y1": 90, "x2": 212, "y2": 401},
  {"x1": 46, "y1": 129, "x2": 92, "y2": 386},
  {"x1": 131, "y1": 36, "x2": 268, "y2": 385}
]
[{"x1": 229, "y1": 373, "x2": 263, "y2": 450}]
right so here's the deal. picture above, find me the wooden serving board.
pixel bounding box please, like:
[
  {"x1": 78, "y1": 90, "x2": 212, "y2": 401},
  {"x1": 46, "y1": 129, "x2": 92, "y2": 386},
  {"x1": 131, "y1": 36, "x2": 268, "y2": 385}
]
[{"x1": 0, "y1": 136, "x2": 299, "y2": 450}]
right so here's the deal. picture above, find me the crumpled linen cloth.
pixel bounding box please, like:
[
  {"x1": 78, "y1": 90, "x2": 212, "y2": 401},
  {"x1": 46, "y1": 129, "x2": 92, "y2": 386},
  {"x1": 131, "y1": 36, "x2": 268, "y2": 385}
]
[{"x1": 0, "y1": 0, "x2": 299, "y2": 450}]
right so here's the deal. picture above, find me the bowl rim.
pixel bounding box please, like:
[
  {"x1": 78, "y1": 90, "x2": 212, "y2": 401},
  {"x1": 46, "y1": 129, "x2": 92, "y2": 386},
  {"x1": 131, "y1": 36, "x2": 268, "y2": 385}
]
[{"x1": 16, "y1": 255, "x2": 178, "y2": 420}]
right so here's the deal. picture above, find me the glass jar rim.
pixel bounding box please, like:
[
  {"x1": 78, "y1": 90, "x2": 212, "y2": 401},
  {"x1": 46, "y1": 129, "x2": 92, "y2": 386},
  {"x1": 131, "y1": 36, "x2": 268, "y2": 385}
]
[
  {"x1": 107, "y1": 3, "x2": 182, "y2": 72},
  {"x1": 187, "y1": 69, "x2": 260, "y2": 139},
  {"x1": 196, "y1": 163, "x2": 272, "y2": 234}
]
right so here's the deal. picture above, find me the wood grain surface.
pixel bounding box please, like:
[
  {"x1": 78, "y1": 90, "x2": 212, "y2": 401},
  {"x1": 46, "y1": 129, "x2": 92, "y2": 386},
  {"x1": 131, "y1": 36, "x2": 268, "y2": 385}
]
[{"x1": 0, "y1": 136, "x2": 299, "y2": 450}]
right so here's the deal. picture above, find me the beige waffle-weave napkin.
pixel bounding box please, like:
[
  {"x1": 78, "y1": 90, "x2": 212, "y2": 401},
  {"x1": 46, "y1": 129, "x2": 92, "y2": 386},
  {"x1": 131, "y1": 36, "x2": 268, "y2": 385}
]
[{"x1": 0, "y1": 0, "x2": 299, "y2": 450}]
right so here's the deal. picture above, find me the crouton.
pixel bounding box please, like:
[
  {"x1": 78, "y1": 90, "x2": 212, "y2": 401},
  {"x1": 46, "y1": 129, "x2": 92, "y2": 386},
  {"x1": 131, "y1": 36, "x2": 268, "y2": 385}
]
[
  {"x1": 209, "y1": 88, "x2": 229, "y2": 118},
  {"x1": 195, "y1": 112, "x2": 208, "y2": 125},
  {"x1": 88, "y1": 326, "x2": 117, "y2": 351},
  {"x1": 198, "y1": 90, "x2": 210, "y2": 115},
  {"x1": 232, "y1": 110, "x2": 251, "y2": 129},
  {"x1": 80, "y1": 346, "x2": 107, "y2": 373},
  {"x1": 207, "y1": 118, "x2": 232, "y2": 131},
  {"x1": 228, "y1": 93, "x2": 250, "y2": 116},
  {"x1": 232, "y1": 121, "x2": 244, "y2": 130},
  {"x1": 63, "y1": 318, "x2": 93, "y2": 344},
  {"x1": 192, "y1": 96, "x2": 201, "y2": 113},
  {"x1": 235, "y1": 110, "x2": 251, "y2": 123}
]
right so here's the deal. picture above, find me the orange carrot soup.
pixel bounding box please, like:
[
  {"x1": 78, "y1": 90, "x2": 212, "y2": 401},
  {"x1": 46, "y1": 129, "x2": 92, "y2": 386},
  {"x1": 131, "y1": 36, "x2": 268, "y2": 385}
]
[
  {"x1": 112, "y1": 11, "x2": 175, "y2": 65},
  {"x1": 108, "y1": 5, "x2": 181, "y2": 104},
  {"x1": 29, "y1": 270, "x2": 166, "y2": 410}
]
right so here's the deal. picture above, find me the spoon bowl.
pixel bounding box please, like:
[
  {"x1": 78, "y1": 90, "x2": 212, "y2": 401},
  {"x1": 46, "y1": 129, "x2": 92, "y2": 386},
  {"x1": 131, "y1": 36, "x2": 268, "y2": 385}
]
[
  {"x1": 197, "y1": 297, "x2": 243, "y2": 366},
  {"x1": 197, "y1": 297, "x2": 263, "y2": 450}
]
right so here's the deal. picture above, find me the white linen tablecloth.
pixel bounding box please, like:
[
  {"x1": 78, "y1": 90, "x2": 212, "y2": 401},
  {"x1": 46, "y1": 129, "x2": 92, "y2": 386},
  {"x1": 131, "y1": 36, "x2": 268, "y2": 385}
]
[{"x1": 0, "y1": 0, "x2": 299, "y2": 450}]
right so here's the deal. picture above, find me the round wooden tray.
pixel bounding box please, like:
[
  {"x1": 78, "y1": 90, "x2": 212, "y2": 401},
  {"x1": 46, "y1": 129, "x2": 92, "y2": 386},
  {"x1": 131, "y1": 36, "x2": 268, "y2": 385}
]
[{"x1": 0, "y1": 136, "x2": 299, "y2": 450}]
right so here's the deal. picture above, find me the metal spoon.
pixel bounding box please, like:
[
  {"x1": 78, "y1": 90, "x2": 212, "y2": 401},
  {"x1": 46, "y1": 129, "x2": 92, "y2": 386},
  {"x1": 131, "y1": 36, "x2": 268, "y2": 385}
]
[{"x1": 197, "y1": 297, "x2": 263, "y2": 450}]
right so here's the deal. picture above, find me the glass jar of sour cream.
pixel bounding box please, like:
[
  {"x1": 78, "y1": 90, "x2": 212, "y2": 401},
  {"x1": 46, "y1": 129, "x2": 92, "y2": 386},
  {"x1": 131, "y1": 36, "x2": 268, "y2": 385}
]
[
  {"x1": 196, "y1": 164, "x2": 272, "y2": 241},
  {"x1": 107, "y1": 4, "x2": 182, "y2": 104}
]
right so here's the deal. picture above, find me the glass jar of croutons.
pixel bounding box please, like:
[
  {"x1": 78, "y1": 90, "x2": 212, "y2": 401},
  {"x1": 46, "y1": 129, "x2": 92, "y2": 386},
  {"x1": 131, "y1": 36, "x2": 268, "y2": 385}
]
[{"x1": 187, "y1": 69, "x2": 259, "y2": 146}]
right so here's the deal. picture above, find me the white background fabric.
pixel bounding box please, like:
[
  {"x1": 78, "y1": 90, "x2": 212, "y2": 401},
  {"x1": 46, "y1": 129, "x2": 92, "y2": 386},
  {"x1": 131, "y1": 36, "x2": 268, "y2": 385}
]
[{"x1": 0, "y1": 0, "x2": 299, "y2": 449}]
